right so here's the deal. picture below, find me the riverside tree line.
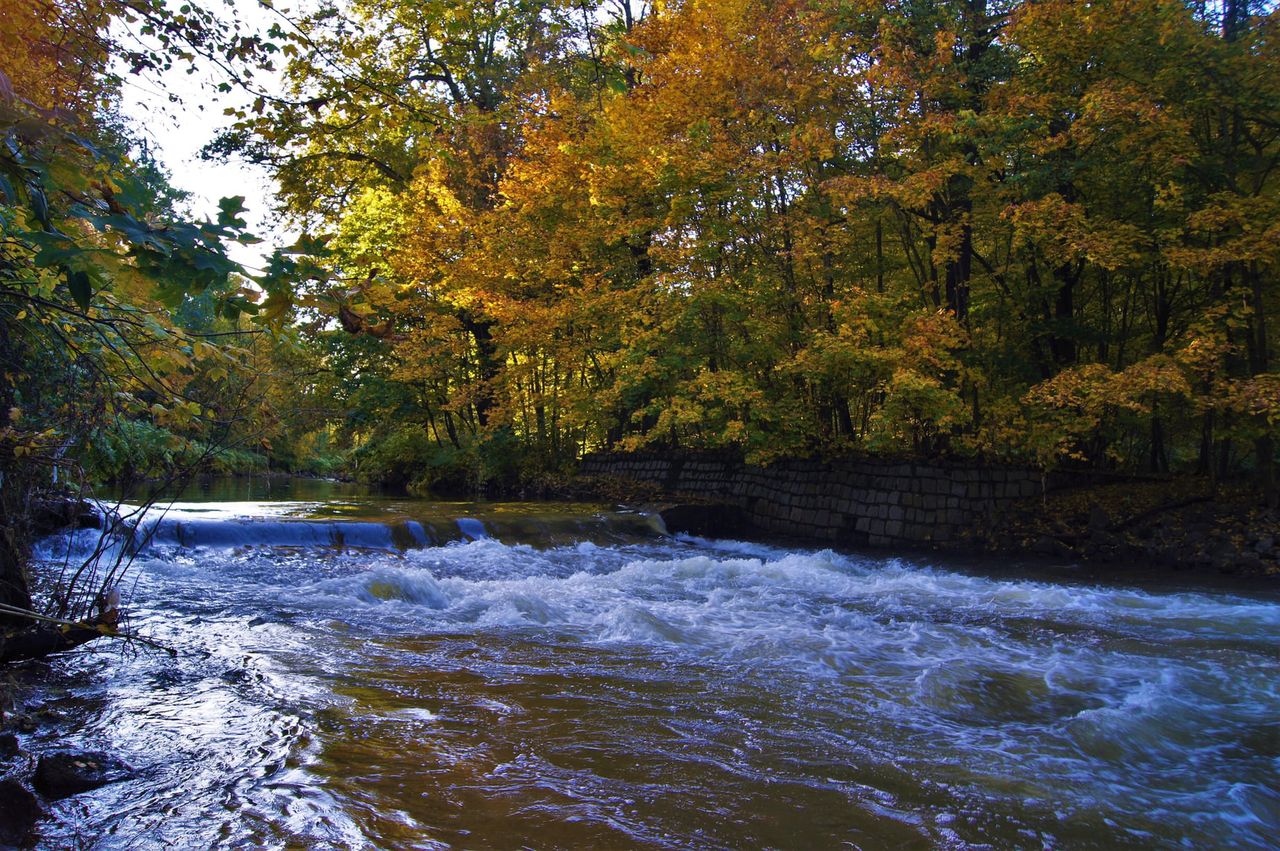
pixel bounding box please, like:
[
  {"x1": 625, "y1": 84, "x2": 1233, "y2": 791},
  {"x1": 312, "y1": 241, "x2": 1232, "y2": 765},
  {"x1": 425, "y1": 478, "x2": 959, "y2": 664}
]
[
  {"x1": 3, "y1": 0, "x2": 1280, "y2": 520},
  {"x1": 225, "y1": 0, "x2": 1280, "y2": 500}
]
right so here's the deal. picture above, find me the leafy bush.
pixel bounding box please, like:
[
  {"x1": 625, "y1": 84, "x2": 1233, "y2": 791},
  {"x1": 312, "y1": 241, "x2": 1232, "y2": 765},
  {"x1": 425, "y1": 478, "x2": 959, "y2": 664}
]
[
  {"x1": 349, "y1": 425, "x2": 565, "y2": 496},
  {"x1": 78, "y1": 417, "x2": 267, "y2": 485},
  {"x1": 350, "y1": 425, "x2": 442, "y2": 490}
]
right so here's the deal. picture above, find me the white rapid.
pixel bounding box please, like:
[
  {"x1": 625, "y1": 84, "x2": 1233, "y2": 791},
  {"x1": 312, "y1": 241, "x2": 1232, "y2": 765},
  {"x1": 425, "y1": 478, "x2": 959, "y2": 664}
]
[{"x1": 22, "y1": 493, "x2": 1280, "y2": 849}]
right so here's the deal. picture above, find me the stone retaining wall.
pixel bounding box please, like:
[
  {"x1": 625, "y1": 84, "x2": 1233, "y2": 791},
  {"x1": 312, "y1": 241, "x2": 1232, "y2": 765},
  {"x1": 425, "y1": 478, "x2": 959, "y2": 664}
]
[{"x1": 578, "y1": 453, "x2": 1046, "y2": 548}]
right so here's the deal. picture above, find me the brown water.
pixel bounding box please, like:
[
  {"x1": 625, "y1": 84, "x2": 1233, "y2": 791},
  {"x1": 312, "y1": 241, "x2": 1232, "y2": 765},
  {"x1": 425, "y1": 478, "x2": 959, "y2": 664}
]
[{"x1": 25, "y1": 484, "x2": 1280, "y2": 849}]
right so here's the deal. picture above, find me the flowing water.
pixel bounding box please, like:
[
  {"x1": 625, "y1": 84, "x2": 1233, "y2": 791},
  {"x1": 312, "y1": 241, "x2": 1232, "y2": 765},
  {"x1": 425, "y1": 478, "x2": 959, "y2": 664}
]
[{"x1": 23, "y1": 480, "x2": 1280, "y2": 849}]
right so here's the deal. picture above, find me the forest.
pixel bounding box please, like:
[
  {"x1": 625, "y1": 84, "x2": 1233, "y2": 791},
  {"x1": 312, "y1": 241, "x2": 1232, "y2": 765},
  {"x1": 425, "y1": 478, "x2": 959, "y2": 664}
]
[
  {"x1": 1, "y1": 3, "x2": 1278, "y2": 841},
  {"x1": 221, "y1": 0, "x2": 1280, "y2": 500},
  {"x1": 3, "y1": 0, "x2": 1279, "y2": 550}
]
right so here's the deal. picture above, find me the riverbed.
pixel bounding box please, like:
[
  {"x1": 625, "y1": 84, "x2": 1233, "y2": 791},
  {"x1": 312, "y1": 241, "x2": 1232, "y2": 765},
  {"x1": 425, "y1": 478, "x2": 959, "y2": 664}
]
[{"x1": 25, "y1": 481, "x2": 1280, "y2": 848}]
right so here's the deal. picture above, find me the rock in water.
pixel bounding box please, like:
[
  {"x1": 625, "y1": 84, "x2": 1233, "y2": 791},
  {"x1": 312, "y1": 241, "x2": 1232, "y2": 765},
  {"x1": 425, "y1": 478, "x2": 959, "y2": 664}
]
[
  {"x1": 0, "y1": 778, "x2": 43, "y2": 845},
  {"x1": 33, "y1": 752, "x2": 134, "y2": 799}
]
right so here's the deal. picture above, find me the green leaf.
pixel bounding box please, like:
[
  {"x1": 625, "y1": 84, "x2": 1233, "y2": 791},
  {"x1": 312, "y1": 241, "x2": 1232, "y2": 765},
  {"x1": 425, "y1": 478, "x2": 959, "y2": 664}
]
[
  {"x1": 30, "y1": 187, "x2": 51, "y2": 228},
  {"x1": 217, "y1": 196, "x2": 248, "y2": 228},
  {"x1": 68, "y1": 270, "x2": 92, "y2": 310},
  {"x1": 283, "y1": 233, "x2": 330, "y2": 256}
]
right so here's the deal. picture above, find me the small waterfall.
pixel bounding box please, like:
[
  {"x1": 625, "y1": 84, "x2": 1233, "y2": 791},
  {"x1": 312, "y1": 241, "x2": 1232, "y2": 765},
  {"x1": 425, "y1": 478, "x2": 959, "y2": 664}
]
[
  {"x1": 147, "y1": 517, "x2": 428, "y2": 551},
  {"x1": 54, "y1": 501, "x2": 669, "y2": 555},
  {"x1": 456, "y1": 517, "x2": 488, "y2": 541}
]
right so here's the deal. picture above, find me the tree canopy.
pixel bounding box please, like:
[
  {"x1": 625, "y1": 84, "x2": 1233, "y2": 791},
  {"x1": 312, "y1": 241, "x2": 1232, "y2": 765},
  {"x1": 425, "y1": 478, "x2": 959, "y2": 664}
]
[
  {"x1": 209, "y1": 0, "x2": 1278, "y2": 500},
  {"x1": 0, "y1": 0, "x2": 317, "y2": 642}
]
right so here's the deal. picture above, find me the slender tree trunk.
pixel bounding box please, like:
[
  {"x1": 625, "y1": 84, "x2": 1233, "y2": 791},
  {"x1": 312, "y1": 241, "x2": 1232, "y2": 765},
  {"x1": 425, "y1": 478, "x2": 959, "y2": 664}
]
[
  {"x1": 0, "y1": 326, "x2": 34, "y2": 628},
  {"x1": 1244, "y1": 262, "x2": 1275, "y2": 504},
  {"x1": 1150, "y1": 400, "x2": 1169, "y2": 474},
  {"x1": 875, "y1": 216, "x2": 885, "y2": 295},
  {"x1": 443, "y1": 410, "x2": 461, "y2": 449},
  {"x1": 1198, "y1": 409, "x2": 1215, "y2": 480},
  {"x1": 1051, "y1": 261, "x2": 1079, "y2": 366},
  {"x1": 945, "y1": 191, "x2": 973, "y2": 322},
  {"x1": 458, "y1": 310, "x2": 498, "y2": 428}
]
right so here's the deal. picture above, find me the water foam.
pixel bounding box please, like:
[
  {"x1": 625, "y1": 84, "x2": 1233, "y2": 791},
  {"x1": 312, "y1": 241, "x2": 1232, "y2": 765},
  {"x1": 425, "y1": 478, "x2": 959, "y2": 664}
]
[{"x1": 29, "y1": 513, "x2": 1280, "y2": 849}]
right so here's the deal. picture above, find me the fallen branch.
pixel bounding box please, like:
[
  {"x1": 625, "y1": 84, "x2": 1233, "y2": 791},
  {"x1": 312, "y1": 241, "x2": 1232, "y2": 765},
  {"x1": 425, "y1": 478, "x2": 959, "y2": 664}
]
[
  {"x1": 0, "y1": 600, "x2": 176, "y2": 664},
  {"x1": 1110, "y1": 495, "x2": 1214, "y2": 533}
]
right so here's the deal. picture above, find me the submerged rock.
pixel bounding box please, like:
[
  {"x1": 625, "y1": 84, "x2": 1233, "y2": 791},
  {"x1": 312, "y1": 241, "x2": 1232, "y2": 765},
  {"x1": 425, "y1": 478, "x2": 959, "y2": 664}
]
[
  {"x1": 33, "y1": 752, "x2": 134, "y2": 800},
  {"x1": 0, "y1": 778, "x2": 43, "y2": 845},
  {"x1": 29, "y1": 496, "x2": 100, "y2": 536}
]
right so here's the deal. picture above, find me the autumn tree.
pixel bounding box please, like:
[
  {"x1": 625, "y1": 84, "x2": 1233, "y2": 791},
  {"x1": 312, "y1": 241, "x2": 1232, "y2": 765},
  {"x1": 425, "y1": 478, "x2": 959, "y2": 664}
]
[
  {"x1": 0, "y1": 0, "x2": 307, "y2": 657},
  {"x1": 213, "y1": 0, "x2": 1278, "y2": 497}
]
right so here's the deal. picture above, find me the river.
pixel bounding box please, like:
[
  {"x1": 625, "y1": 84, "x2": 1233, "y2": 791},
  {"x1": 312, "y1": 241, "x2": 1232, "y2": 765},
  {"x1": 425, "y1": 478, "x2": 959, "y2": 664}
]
[{"x1": 25, "y1": 479, "x2": 1280, "y2": 849}]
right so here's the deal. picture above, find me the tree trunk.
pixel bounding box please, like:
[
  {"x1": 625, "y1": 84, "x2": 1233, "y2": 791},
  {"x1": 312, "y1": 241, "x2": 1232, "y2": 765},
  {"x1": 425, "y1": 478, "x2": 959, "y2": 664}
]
[
  {"x1": 1051, "y1": 261, "x2": 1079, "y2": 366},
  {"x1": 0, "y1": 325, "x2": 35, "y2": 629},
  {"x1": 458, "y1": 310, "x2": 498, "y2": 428},
  {"x1": 1149, "y1": 402, "x2": 1169, "y2": 474},
  {"x1": 1257, "y1": 435, "x2": 1277, "y2": 508},
  {"x1": 1248, "y1": 264, "x2": 1275, "y2": 505},
  {"x1": 945, "y1": 191, "x2": 973, "y2": 322}
]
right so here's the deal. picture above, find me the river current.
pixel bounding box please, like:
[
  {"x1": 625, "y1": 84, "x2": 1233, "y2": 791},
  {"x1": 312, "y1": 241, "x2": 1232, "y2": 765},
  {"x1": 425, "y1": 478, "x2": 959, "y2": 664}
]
[{"x1": 25, "y1": 480, "x2": 1280, "y2": 849}]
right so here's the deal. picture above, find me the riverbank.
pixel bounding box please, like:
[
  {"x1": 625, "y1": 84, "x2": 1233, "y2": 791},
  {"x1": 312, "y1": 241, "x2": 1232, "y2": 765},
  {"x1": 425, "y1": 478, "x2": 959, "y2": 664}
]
[{"x1": 569, "y1": 453, "x2": 1280, "y2": 580}]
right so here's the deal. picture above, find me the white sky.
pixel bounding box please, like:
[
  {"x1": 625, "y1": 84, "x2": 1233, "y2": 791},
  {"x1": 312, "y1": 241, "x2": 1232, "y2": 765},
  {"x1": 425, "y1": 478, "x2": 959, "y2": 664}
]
[{"x1": 116, "y1": 0, "x2": 297, "y2": 271}]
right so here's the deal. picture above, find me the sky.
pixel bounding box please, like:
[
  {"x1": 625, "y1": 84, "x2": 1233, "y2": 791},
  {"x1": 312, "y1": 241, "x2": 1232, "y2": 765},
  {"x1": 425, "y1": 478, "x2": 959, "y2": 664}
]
[{"x1": 116, "y1": 0, "x2": 296, "y2": 271}]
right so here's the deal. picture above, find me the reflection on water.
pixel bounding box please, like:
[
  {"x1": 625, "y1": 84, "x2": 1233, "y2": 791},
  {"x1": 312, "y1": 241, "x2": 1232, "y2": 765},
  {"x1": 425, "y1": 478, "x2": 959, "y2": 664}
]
[
  {"x1": 24, "y1": 482, "x2": 1280, "y2": 849},
  {"x1": 104, "y1": 474, "x2": 387, "y2": 505}
]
